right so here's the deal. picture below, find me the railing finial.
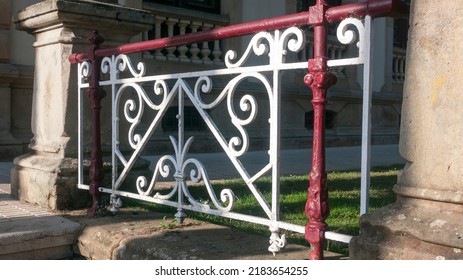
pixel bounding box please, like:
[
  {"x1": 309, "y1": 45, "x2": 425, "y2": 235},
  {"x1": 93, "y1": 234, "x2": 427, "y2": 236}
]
[{"x1": 88, "y1": 30, "x2": 104, "y2": 48}]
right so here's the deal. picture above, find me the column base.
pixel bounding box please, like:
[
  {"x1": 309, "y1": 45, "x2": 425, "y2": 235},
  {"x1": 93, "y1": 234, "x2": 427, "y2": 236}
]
[
  {"x1": 350, "y1": 194, "x2": 463, "y2": 259},
  {"x1": 11, "y1": 153, "x2": 90, "y2": 210}
]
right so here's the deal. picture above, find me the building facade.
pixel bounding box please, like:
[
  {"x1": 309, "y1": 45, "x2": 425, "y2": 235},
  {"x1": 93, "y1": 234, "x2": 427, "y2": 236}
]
[{"x1": 0, "y1": 0, "x2": 407, "y2": 159}]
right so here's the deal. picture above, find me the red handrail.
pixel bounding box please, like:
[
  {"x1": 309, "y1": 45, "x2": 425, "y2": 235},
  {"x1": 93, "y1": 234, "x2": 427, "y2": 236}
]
[{"x1": 69, "y1": 0, "x2": 407, "y2": 64}]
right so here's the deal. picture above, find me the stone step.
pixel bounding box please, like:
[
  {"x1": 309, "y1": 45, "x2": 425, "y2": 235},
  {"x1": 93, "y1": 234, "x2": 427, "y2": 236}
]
[
  {"x1": 70, "y1": 209, "x2": 346, "y2": 260},
  {"x1": 0, "y1": 182, "x2": 345, "y2": 260},
  {"x1": 0, "y1": 184, "x2": 81, "y2": 260}
]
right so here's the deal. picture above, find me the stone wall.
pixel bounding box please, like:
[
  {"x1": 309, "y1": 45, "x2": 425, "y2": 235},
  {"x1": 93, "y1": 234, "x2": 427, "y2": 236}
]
[{"x1": 0, "y1": 0, "x2": 36, "y2": 161}]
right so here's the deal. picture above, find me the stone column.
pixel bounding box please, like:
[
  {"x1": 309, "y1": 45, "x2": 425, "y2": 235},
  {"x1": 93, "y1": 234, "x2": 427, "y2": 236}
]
[
  {"x1": 350, "y1": 1, "x2": 463, "y2": 259},
  {"x1": 11, "y1": 0, "x2": 153, "y2": 210}
]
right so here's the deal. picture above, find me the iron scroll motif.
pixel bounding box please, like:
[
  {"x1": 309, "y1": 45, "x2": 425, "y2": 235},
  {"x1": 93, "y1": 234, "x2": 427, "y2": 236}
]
[{"x1": 76, "y1": 11, "x2": 375, "y2": 257}]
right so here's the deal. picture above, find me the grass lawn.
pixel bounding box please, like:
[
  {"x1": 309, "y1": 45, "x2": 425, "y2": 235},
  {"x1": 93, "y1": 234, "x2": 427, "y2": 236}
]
[{"x1": 121, "y1": 164, "x2": 402, "y2": 254}]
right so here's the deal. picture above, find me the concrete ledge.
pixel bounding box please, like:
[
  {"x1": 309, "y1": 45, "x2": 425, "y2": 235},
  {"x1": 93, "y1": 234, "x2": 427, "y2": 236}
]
[
  {"x1": 0, "y1": 184, "x2": 81, "y2": 260},
  {"x1": 0, "y1": 214, "x2": 81, "y2": 260},
  {"x1": 350, "y1": 202, "x2": 463, "y2": 260}
]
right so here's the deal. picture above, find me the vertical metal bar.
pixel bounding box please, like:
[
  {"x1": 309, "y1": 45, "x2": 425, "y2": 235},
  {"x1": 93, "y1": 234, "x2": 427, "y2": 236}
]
[
  {"x1": 304, "y1": 0, "x2": 337, "y2": 260},
  {"x1": 111, "y1": 60, "x2": 117, "y2": 192},
  {"x1": 86, "y1": 31, "x2": 106, "y2": 216},
  {"x1": 271, "y1": 33, "x2": 281, "y2": 221},
  {"x1": 110, "y1": 56, "x2": 119, "y2": 212},
  {"x1": 360, "y1": 15, "x2": 374, "y2": 215},
  {"x1": 175, "y1": 86, "x2": 186, "y2": 224},
  {"x1": 267, "y1": 39, "x2": 286, "y2": 255},
  {"x1": 77, "y1": 65, "x2": 84, "y2": 188}
]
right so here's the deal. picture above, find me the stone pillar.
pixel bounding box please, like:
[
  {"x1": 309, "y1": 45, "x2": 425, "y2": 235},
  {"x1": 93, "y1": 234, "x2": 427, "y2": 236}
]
[
  {"x1": 11, "y1": 0, "x2": 153, "y2": 210},
  {"x1": 350, "y1": 1, "x2": 463, "y2": 259}
]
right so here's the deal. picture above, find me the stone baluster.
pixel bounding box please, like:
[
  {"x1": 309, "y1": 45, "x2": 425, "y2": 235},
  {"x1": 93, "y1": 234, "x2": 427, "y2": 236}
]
[
  {"x1": 154, "y1": 16, "x2": 167, "y2": 60},
  {"x1": 305, "y1": 40, "x2": 314, "y2": 61},
  {"x1": 328, "y1": 43, "x2": 339, "y2": 77},
  {"x1": 328, "y1": 43, "x2": 336, "y2": 60},
  {"x1": 177, "y1": 20, "x2": 190, "y2": 62},
  {"x1": 189, "y1": 21, "x2": 202, "y2": 64},
  {"x1": 399, "y1": 55, "x2": 405, "y2": 82},
  {"x1": 166, "y1": 17, "x2": 178, "y2": 61},
  {"x1": 201, "y1": 23, "x2": 213, "y2": 65},
  {"x1": 336, "y1": 45, "x2": 346, "y2": 78},
  {"x1": 142, "y1": 31, "x2": 153, "y2": 58},
  {"x1": 212, "y1": 25, "x2": 223, "y2": 65},
  {"x1": 393, "y1": 54, "x2": 399, "y2": 82}
]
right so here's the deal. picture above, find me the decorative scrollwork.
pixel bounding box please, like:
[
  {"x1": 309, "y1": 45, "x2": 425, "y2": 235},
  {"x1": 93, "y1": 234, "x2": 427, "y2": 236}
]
[
  {"x1": 135, "y1": 136, "x2": 235, "y2": 213},
  {"x1": 182, "y1": 158, "x2": 235, "y2": 212},
  {"x1": 227, "y1": 93, "x2": 257, "y2": 157},
  {"x1": 152, "y1": 80, "x2": 170, "y2": 110},
  {"x1": 79, "y1": 61, "x2": 91, "y2": 83},
  {"x1": 136, "y1": 154, "x2": 178, "y2": 200},
  {"x1": 100, "y1": 55, "x2": 172, "y2": 157},
  {"x1": 101, "y1": 56, "x2": 111, "y2": 75},
  {"x1": 225, "y1": 32, "x2": 273, "y2": 68},
  {"x1": 193, "y1": 76, "x2": 215, "y2": 109},
  {"x1": 328, "y1": 17, "x2": 366, "y2": 66},
  {"x1": 101, "y1": 54, "x2": 146, "y2": 79},
  {"x1": 337, "y1": 18, "x2": 364, "y2": 45},
  {"x1": 193, "y1": 73, "x2": 271, "y2": 157},
  {"x1": 278, "y1": 27, "x2": 306, "y2": 57},
  {"x1": 225, "y1": 27, "x2": 305, "y2": 68}
]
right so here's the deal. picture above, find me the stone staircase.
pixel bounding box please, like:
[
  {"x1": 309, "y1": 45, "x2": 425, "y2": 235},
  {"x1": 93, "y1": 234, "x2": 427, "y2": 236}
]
[{"x1": 0, "y1": 183, "x2": 81, "y2": 259}]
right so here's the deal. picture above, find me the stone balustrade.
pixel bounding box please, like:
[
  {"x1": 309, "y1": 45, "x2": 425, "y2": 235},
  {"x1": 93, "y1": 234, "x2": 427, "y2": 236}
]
[
  {"x1": 142, "y1": 3, "x2": 351, "y2": 76},
  {"x1": 327, "y1": 41, "x2": 347, "y2": 78},
  {"x1": 142, "y1": 2, "x2": 229, "y2": 65},
  {"x1": 299, "y1": 33, "x2": 347, "y2": 79}
]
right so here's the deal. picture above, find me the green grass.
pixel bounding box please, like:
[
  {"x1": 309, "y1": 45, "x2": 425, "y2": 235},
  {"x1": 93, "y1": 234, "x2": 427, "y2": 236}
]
[{"x1": 120, "y1": 164, "x2": 401, "y2": 254}]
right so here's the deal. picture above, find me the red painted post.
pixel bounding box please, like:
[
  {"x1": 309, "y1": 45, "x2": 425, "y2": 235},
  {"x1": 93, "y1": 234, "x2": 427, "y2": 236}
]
[
  {"x1": 304, "y1": 0, "x2": 337, "y2": 260},
  {"x1": 86, "y1": 31, "x2": 106, "y2": 216}
]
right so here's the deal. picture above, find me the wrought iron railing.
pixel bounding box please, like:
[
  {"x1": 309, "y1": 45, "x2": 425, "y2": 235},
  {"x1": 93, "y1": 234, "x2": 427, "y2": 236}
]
[{"x1": 70, "y1": 0, "x2": 407, "y2": 260}]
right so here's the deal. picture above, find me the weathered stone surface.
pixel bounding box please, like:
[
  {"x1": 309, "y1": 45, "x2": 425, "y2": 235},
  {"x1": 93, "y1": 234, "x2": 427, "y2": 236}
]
[
  {"x1": 396, "y1": 1, "x2": 463, "y2": 201},
  {"x1": 11, "y1": 154, "x2": 90, "y2": 209},
  {"x1": 0, "y1": 187, "x2": 81, "y2": 260},
  {"x1": 72, "y1": 210, "x2": 341, "y2": 260},
  {"x1": 350, "y1": 0, "x2": 463, "y2": 259},
  {"x1": 350, "y1": 200, "x2": 463, "y2": 260},
  {"x1": 11, "y1": 0, "x2": 153, "y2": 210},
  {"x1": 0, "y1": 216, "x2": 81, "y2": 260}
]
